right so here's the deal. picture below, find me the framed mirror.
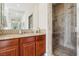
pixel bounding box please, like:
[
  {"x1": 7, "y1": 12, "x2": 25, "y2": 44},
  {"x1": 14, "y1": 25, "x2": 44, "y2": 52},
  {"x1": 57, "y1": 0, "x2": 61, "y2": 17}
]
[{"x1": 0, "y1": 3, "x2": 39, "y2": 30}]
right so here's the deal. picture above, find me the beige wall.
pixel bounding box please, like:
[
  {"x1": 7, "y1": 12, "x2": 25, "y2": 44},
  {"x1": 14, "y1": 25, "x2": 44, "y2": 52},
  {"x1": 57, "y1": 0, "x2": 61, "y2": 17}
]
[{"x1": 38, "y1": 3, "x2": 47, "y2": 30}]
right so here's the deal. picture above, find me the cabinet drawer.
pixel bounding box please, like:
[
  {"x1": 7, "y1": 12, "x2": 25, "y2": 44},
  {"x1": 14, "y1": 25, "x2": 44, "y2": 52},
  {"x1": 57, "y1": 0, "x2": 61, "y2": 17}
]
[
  {"x1": 0, "y1": 39, "x2": 18, "y2": 48},
  {"x1": 20, "y1": 37, "x2": 35, "y2": 44},
  {"x1": 36, "y1": 35, "x2": 46, "y2": 41}
]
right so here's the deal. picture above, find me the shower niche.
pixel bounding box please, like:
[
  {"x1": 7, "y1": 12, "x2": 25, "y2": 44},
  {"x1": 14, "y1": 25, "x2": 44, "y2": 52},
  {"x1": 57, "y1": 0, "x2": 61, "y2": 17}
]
[{"x1": 52, "y1": 3, "x2": 76, "y2": 56}]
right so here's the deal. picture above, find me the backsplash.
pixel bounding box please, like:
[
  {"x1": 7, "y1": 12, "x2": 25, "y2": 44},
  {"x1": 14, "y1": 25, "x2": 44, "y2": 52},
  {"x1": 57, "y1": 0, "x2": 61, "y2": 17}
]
[
  {"x1": 0, "y1": 29, "x2": 46, "y2": 35},
  {"x1": 0, "y1": 29, "x2": 33, "y2": 35}
]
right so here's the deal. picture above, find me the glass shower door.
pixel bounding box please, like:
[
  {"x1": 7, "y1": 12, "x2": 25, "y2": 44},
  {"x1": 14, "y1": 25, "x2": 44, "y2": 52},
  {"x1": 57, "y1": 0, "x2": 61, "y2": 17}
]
[{"x1": 53, "y1": 3, "x2": 76, "y2": 56}]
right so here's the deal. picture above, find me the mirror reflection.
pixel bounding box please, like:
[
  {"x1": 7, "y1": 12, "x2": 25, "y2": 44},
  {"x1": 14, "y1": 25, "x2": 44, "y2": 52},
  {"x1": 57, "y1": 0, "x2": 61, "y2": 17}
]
[{"x1": 0, "y1": 3, "x2": 39, "y2": 30}]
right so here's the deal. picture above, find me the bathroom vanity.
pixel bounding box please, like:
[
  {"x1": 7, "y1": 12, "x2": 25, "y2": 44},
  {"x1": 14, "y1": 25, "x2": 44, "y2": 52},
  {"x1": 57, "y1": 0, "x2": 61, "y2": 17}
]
[
  {"x1": 0, "y1": 3, "x2": 46, "y2": 56},
  {"x1": 0, "y1": 33, "x2": 46, "y2": 56}
]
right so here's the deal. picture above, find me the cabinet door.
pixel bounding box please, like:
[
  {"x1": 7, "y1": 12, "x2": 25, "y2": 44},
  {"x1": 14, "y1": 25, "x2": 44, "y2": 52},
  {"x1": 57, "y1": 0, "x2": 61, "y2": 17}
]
[
  {"x1": 36, "y1": 40, "x2": 45, "y2": 56},
  {"x1": 0, "y1": 46, "x2": 19, "y2": 56},
  {"x1": 36, "y1": 35, "x2": 46, "y2": 56},
  {"x1": 20, "y1": 42, "x2": 35, "y2": 56}
]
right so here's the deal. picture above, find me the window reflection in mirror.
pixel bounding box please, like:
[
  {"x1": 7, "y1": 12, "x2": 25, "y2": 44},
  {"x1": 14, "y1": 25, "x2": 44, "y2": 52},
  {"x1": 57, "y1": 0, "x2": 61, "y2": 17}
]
[{"x1": 28, "y1": 14, "x2": 33, "y2": 29}]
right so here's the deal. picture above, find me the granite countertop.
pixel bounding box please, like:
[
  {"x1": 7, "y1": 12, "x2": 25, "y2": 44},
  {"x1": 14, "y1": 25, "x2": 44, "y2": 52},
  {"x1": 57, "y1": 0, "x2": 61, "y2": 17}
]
[{"x1": 0, "y1": 32, "x2": 45, "y2": 40}]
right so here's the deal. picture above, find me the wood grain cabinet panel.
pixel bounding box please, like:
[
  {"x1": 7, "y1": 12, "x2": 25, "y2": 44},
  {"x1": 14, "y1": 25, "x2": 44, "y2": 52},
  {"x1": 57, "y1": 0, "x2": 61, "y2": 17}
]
[
  {"x1": 0, "y1": 39, "x2": 18, "y2": 48},
  {"x1": 20, "y1": 37, "x2": 35, "y2": 56},
  {"x1": 0, "y1": 39, "x2": 19, "y2": 56},
  {"x1": 0, "y1": 45, "x2": 19, "y2": 56},
  {"x1": 20, "y1": 42, "x2": 35, "y2": 56},
  {"x1": 36, "y1": 35, "x2": 46, "y2": 56},
  {"x1": 20, "y1": 37, "x2": 35, "y2": 44}
]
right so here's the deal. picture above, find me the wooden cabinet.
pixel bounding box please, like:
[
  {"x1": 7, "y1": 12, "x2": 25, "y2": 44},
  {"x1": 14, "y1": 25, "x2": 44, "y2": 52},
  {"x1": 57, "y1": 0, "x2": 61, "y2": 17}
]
[
  {"x1": 20, "y1": 37, "x2": 35, "y2": 56},
  {"x1": 0, "y1": 46, "x2": 18, "y2": 56},
  {"x1": 0, "y1": 35, "x2": 46, "y2": 56},
  {"x1": 36, "y1": 35, "x2": 46, "y2": 56},
  {"x1": 0, "y1": 39, "x2": 19, "y2": 56}
]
